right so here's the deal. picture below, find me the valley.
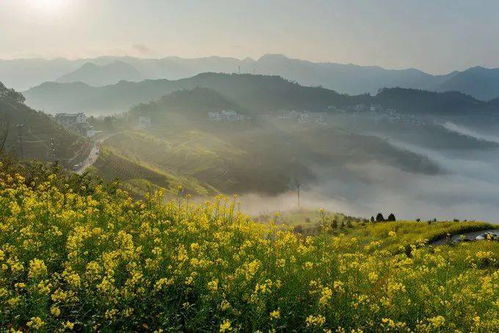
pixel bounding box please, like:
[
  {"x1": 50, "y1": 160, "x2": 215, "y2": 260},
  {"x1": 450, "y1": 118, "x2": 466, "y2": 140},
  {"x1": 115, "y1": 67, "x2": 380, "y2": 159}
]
[{"x1": 18, "y1": 73, "x2": 499, "y2": 221}]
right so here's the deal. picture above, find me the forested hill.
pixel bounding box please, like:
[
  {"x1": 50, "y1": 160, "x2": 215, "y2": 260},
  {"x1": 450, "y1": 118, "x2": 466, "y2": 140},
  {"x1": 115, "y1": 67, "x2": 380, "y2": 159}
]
[
  {"x1": 372, "y1": 88, "x2": 486, "y2": 114},
  {"x1": 0, "y1": 82, "x2": 85, "y2": 164},
  {"x1": 23, "y1": 73, "x2": 499, "y2": 116},
  {"x1": 23, "y1": 73, "x2": 352, "y2": 114},
  {"x1": 130, "y1": 87, "x2": 245, "y2": 116}
]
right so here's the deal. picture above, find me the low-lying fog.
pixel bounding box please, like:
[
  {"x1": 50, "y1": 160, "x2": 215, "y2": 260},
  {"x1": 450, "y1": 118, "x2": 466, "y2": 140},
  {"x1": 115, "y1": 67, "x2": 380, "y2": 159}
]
[{"x1": 240, "y1": 121, "x2": 499, "y2": 223}]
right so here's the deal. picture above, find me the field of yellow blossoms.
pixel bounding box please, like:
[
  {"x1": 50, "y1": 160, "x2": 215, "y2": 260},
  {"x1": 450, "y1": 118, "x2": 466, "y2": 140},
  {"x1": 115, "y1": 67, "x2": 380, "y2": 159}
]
[{"x1": 0, "y1": 162, "x2": 498, "y2": 332}]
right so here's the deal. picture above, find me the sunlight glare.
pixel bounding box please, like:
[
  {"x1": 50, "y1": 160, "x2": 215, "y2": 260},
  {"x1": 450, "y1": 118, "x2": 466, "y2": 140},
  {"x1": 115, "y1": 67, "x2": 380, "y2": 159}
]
[{"x1": 30, "y1": 0, "x2": 66, "y2": 13}]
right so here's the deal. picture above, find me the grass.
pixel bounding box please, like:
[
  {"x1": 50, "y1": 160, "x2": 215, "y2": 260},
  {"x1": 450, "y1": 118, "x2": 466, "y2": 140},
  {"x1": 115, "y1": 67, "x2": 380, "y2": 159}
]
[{"x1": 88, "y1": 146, "x2": 217, "y2": 197}]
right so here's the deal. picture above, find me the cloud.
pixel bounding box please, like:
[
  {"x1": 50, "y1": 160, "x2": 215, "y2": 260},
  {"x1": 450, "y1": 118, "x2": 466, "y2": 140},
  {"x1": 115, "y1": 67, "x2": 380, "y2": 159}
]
[{"x1": 132, "y1": 44, "x2": 153, "y2": 55}]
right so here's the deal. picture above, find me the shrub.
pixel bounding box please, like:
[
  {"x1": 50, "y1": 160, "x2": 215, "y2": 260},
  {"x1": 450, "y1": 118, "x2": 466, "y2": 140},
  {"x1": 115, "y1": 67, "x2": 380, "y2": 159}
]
[{"x1": 376, "y1": 213, "x2": 385, "y2": 222}]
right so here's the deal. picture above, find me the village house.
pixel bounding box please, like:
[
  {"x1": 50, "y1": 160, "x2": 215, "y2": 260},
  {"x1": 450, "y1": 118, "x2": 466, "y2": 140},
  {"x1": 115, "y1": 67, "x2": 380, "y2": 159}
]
[
  {"x1": 55, "y1": 113, "x2": 87, "y2": 127},
  {"x1": 137, "y1": 116, "x2": 152, "y2": 129},
  {"x1": 55, "y1": 113, "x2": 94, "y2": 136}
]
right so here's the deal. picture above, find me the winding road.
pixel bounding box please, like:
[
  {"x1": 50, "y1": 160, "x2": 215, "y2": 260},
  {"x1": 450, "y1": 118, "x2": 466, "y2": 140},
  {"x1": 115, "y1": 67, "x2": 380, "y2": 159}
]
[
  {"x1": 431, "y1": 229, "x2": 498, "y2": 245},
  {"x1": 75, "y1": 132, "x2": 118, "y2": 175}
]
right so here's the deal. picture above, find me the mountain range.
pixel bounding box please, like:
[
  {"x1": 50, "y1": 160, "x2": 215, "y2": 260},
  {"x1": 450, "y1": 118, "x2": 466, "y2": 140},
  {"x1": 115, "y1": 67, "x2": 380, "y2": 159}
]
[
  {"x1": 3, "y1": 54, "x2": 499, "y2": 100},
  {"x1": 23, "y1": 72, "x2": 499, "y2": 116}
]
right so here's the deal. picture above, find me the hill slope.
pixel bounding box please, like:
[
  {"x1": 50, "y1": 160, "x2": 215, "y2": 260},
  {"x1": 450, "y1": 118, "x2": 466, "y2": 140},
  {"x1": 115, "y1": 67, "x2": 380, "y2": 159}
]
[
  {"x1": 0, "y1": 82, "x2": 85, "y2": 164},
  {"x1": 434, "y1": 66, "x2": 499, "y2": 101},
  {"x1": 87, "y1": 87, "x2": 442, "y2": 197}
]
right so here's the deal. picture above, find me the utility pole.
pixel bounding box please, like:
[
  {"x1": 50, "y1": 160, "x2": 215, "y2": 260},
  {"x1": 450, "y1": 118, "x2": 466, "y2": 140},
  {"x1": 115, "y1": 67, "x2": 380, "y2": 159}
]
[
  {"x1": 297, "y1": 182, "x2": 301, "y2": 209},
  {"x1": 16, "y1": 124, "x2": 24, "y2": 159},
  {"x1": 49, "y1": 137, "x2": 56, "y2": 161}
]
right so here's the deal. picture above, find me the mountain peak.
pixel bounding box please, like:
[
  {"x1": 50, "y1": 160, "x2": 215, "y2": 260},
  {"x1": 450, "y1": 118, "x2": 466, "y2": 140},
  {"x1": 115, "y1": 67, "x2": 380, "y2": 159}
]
[
  {"x1": 56, "y1": 60, "x2": 143, "y2": 86},
  {"x1": 80, "y1": 62, "x2": 99, "y2": 69},
  {"x1": 258, "y1": 54, "x2": 290, "y2": 61}
]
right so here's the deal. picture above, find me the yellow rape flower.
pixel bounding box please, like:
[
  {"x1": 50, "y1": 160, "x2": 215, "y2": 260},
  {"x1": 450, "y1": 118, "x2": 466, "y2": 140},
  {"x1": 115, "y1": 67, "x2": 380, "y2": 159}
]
[
  {"x1": 428, "y1": 315, "x2": 445, "y2": 328},
  {"x1": 319, "y1": 287, "x2": 333, "y2": 306},
  {"x1": 63, "y1": 321, "x2": 75, "y2": 330},
  {"x1": 27, "y1": 317, "x2": 45, "y2": 329},
  {"x1": 219, "y1": 319, "x2": 232, "y2": 332},
  {"x1": 207, "y1": 279, "x2": 219, "y2": 291},
  {"x1": 270, "y1": 309, "x2": 281, "y2": 319},
  {"x1": 51, "y1": 306, "x2": 61, "y2": 317},
  {"x1": 306, "y1": 315, "x2": 326, "y2": 327},
  {"x1": 28, "y1": 258, "x2": 47, "y2": 278}
]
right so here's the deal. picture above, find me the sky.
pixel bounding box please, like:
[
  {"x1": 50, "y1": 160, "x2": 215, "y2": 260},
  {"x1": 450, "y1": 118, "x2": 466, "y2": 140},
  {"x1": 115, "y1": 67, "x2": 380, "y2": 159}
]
[{"x1": 1, "y1": 0, "x2": 499, "y2": 74}]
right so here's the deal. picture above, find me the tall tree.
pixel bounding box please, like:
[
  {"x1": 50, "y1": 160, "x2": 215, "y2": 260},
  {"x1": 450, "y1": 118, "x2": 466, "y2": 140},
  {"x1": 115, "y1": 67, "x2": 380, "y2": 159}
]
[{"x1": 0, "y1": 113, "x2": 9, "y2": 154}]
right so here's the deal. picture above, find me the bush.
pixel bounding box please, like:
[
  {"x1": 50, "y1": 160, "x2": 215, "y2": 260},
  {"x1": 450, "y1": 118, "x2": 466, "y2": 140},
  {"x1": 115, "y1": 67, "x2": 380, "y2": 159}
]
[{"x1": 376, "y1": 213, "x2": 385, "y2": 222}]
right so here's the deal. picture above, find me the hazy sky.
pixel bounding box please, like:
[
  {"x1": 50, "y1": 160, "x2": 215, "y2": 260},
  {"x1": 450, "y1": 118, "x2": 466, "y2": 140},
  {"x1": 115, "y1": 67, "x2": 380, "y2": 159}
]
[{"x1": 1, "y1": 0, "x2": 499, "y2": 73}]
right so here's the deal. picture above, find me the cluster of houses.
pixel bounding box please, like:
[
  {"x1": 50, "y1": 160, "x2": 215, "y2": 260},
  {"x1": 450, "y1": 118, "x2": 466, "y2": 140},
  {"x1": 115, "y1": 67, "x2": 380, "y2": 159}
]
[
  {"x1": 206, "y1": 109, "x2": 328, "y2": 125},
  {"x1": 341, "y1": 104, "x2": 425, "y2": 125},
  {"x1": 208, "y1": 110, "x2": 249, "y2": 122},
  {"x1": 54, "y1": 113, "x2": 101, "y2": 137},
  {"x1": 137, "y1": 116, "x2": 152, "y2": 129},
  {"x1": 275, "y1": 110, "x2": 327, "y2": 125}
]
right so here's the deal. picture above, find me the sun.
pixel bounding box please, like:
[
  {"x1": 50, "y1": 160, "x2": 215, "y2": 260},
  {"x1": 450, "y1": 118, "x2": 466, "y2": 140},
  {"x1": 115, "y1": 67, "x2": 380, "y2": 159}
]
[{"x1": 31, "y1": 0, "x2": 66, "y2": 12}]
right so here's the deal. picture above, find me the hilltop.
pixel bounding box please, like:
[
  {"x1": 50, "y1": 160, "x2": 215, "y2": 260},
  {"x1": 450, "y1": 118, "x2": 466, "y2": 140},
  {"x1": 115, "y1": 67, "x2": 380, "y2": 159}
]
[{"x1": 434, "y1": 66, "x2": 499, "y2": 101}]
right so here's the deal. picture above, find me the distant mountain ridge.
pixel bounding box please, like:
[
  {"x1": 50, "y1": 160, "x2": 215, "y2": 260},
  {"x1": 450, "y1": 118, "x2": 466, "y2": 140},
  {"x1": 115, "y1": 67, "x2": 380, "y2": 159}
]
[
  {"x1": 23, "y1": 72, "x2": 499, "y2": 116},
  {"x1": 3, "y1": 54, "x2": 499, "y2": 99},
  {"x1": 433, "y1": 66, "x2": 499, "y2": 101},
  {"x1": 56, "y1": 61, "x2": 143, "y2": 86}
]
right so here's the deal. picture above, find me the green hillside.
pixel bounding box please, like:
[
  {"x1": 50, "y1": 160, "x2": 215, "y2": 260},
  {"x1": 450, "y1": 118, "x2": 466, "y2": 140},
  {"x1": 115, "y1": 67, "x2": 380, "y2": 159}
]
[
  {"x1": 0, "y1": 82, "x2": 86, "y2": 166},
  {"x1": 89, "y1": 88, "x2": 440, "y2": 196},
  {"x1": 88, "y1": 145, "x2": 216, "y2": 197}
]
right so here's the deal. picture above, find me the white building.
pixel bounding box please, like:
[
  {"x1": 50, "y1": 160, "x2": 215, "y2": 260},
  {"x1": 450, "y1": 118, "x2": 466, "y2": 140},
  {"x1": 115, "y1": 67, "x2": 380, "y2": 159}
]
[
  {"x1": 55, "y1": 113, "x2": 87, "y2": 127},
  {"x1": 208, "y1": 110, "x2": 247, "y2": 122},
  {"x1": 55, "y1": 113, "x2": 90, "y2": 135},
  {"x1": 137, "y1": 116, "x2": 152, "y2": 129},
  {"x1": 86, "y1": 129, "x2": 102, "y2": 138}
]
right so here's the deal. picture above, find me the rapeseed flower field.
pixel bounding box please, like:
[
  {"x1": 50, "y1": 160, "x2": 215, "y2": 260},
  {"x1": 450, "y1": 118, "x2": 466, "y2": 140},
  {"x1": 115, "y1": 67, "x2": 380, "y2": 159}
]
[{"x1": 0, "y1": 163, "x2": 498, "y2": 331}]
